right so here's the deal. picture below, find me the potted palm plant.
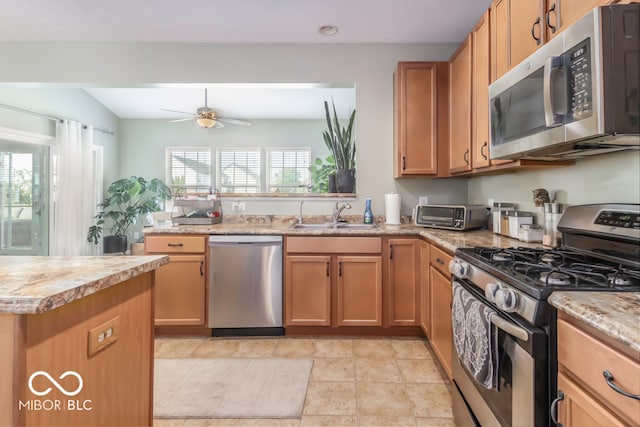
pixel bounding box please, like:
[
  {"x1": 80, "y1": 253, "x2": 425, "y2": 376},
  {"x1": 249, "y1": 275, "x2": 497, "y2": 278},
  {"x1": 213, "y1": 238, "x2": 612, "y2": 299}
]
[
  {"x1": 87, "y1": 176, "x2": 171, "y2": 254},
  {"x1": 322, "y1": 100, "x2": 356, "y2": 193}
]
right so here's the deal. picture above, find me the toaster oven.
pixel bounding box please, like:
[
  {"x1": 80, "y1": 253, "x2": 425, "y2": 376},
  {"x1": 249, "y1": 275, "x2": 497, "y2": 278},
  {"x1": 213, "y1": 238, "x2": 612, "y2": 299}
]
[{"x1": 414, "y1": 204, "x2": 487, "y2": 231}]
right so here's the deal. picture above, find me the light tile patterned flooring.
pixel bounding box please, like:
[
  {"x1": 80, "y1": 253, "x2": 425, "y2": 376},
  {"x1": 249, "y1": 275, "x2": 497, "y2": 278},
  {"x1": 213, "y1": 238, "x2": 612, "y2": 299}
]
[{"x1": 153, "y1": 336, "x2": 455, "y2": 427}]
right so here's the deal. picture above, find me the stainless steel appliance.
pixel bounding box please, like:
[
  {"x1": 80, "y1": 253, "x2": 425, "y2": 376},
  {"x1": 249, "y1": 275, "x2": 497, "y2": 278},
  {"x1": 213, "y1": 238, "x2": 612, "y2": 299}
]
[
  {"x1": 172, "y1": 197, "x2": 222, "y2": 225},
  {"x1": 414, "y1": 204, "x2": 486, "y2": 231},
  {"x1": 489, "y1": 4, "x2": 640, "y2": 160},
  {"x1": 208, "y1": 235, "x2": 283, "y2": 335},
  {"x1": 448, "y1": 203, "x2": 639, "y2": 426}
]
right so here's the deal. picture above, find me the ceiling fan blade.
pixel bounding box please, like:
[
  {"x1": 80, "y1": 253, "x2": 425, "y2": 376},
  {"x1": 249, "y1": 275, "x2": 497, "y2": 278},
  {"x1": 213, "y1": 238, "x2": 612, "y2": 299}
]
[
  {"x1": 214, "y1": 121, "x2": 225, "y2": 129},
  {"x1": 161, "y1": 108, "x2": 196, "y2": 116},
  {"x1": 217, "y1": 117, "x2": 252, "y2": 126},
  {"x1": 170, "y1": 117, "x2": 195, "y2": 123}
]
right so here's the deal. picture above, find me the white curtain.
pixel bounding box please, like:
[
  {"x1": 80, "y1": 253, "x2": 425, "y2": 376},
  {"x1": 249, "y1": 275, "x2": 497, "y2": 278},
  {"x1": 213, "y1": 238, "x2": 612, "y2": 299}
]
[{"x1": 50, "y1": 121, "x2": 97, "y2": 256}]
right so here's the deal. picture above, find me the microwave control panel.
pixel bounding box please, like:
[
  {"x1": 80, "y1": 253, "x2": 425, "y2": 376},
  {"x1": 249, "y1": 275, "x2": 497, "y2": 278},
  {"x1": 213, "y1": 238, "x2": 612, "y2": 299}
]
[{"x1": 565, "y1": 38, "x2": 593, "y2": 122}]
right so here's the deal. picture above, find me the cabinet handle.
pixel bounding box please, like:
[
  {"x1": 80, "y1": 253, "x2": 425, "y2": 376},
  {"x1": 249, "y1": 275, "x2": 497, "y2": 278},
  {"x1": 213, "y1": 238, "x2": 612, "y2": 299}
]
[
  {"x1": 531, "y1": 17, "x2": 542, "y2": 45},
  {"x1": 199, "y1": 261, "x2": 204, "y2": 276},
  {"x1": 550, "y1": 390, "x2": 564, "y2": 426},
  {"x1": 481, "y1": 141, "x2": 488, "y2": 160},
  {"x1": 339, "y1": 261, "x2": 343, "y2": 276},
  {"x1": 167, "y1": 243, "x2": 184, "y2": 247},
  {"x1": 402, "y1": 156, "x2": 407, "y2": 171},
  {"x1": 436, "y1": 257, "x2": 445, "y2": 265},
  {"x1": 546, "y1": 3, "x2": 557, "y2": 34},
  {"x1": 463, "y1": 149, "x2": 469, "y2": 165},
  {"x1": 390, "y1": 245, "x2": 394, "y2": 260},
  {"x1": 603, "y1": 370, "x2": 640, "y2": 400},
  {"x1": 326, "y1": 262, "x2": 330, "y2": 277}
]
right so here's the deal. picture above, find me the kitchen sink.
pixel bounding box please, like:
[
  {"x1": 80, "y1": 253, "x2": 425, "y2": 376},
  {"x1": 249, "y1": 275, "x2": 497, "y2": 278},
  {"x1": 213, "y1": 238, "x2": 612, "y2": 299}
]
[{"x1": 289, "y1": 222, "x2": 379, "y2": 230}]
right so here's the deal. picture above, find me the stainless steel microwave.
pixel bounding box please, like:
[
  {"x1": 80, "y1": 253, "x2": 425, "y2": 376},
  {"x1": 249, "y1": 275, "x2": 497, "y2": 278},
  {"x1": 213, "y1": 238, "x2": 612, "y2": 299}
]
[
  {"x1": 489, "y1": 4, "x2": 640, "y2": 160},
  {"x1": 414, "y1": 204, "x2": 486, "y2": 231}
]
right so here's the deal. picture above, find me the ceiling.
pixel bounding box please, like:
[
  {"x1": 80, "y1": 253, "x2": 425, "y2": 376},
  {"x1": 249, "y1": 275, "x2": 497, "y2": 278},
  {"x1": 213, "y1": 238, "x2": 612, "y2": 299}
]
[{"x1": 2, "y1": 0, "x2": 492, "y2": 121}]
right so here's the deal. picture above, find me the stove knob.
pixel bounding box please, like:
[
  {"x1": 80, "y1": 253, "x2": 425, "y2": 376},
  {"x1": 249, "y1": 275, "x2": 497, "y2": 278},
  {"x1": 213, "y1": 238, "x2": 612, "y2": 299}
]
[
  {"x1": 449, "y1": 259, "x2": 469, "y2": 279},
  {"x1": 485, "y1": 282, "x2": 502, "y2": 302},
  {"x1": 495, "y1": 288, "x2": 519, "y2": 312}
]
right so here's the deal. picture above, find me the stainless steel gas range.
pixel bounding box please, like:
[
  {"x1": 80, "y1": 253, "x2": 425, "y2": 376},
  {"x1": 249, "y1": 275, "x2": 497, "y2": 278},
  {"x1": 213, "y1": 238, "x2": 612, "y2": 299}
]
[{"x1": 448, "y1": 203, "x2": 639, "y2": 427}]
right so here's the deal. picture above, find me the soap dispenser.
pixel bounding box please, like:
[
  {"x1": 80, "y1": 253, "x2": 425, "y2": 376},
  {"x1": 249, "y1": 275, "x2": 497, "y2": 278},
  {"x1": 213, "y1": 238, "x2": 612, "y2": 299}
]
[{"x1": 364, "y1": 198, "x2": 374, "y2": 224}]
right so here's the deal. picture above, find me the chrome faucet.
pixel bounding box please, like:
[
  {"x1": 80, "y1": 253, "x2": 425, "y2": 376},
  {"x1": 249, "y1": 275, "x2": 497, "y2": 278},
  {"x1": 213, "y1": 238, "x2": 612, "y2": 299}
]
[{"x1": 332, "y1": 202, "x2": 352, "y2": 224}]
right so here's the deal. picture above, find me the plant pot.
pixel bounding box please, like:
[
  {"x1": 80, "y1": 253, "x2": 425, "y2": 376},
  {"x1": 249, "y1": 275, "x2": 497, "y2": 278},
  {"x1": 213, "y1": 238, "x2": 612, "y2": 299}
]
[
  {"x1": 336, "y1": 169, "x2": 355, "y2": 193},
  {"x1": 104, "y1": 235, "x2": 128, "y2": 254},
  {"x1": 328, "y1": 173, "x2": 337, "y2": 193}
]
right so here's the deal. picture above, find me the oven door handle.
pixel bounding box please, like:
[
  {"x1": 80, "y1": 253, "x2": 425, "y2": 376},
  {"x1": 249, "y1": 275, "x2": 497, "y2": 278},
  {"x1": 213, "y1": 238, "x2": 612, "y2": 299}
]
[{"x1": 491, "y1": 315, "x2": 529, "y2": 342}]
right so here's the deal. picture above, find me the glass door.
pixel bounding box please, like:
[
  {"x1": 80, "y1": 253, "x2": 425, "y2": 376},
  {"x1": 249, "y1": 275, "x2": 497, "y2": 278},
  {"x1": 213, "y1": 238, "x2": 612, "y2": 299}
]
[{"x1": 0, "y1": 140, "x2": 49, "y2": 255}]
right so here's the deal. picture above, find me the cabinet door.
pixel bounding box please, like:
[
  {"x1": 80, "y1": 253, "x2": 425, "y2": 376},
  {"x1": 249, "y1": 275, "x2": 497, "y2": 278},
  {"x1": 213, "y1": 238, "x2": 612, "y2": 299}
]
[
  {"x1": 430, "y1": 266, "x2": 453, "y2": 379},
  {"x1": 387, "y1": 239, "x2": 420, "y2": 326},
  {"x1": 394, "y1": 62, "x2": 439, "y2": 177},
  {"x1": 491, "y1": 0, "x2": 510, "y2": 81},
  {"x1": 510, "y1": 0, "x2": 545, "y2": 67},
  {"x1": 285, "y1": 255, "x2": 331, "y2": 326},
  {"x1": 449, "y1": 35, "x2": 473, "y2": 174},
  {"x1": 557, "y1": 373, "x2": 627, "y2": 427},
  {"x1": 547, "y1": 0, "x2": 608, "y2": 41},
  {"x1": 419, "y1": 241, "x2": 431, "y2": 337},
  {"x1": 472, "y1": 11, "x2": 492, "y2": 170},
  {"x1": 154, "y1": 255, "x2": 206, "y2": 326},
  {"x1": 336, "y1": 256, "x2": 382, "y2": 326}
]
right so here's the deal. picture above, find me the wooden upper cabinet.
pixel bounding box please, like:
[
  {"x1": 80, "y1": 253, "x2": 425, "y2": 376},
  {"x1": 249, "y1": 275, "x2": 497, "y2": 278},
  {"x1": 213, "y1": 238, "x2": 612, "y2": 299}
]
[
  {"x1": 510, "y1": 0, "x2": 546, "y2": 68},
  {"x1": 490, "y1": 0, "x2": 510, "y2": 82},
  {"x1": 472, "y1": 10, "x2": 491, "y2": 170},
  {"x1": 448, "y1": 35, "x2": 473, "y2": 174},
  {"x1": 546, "y1": 0, "x2": 613, "y2": 42},
  {"x1": 394, "y1": 62, "x2": 447, "y2": 177}
]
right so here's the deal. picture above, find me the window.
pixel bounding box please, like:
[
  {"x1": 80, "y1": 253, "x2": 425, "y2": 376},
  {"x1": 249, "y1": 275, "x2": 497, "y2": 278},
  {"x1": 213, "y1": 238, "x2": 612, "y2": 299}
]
[
  {"x1": 216, "y1": 148, "x2": 261, "y2": 193},
  {"x1": 166, "y1": 148, "x2": 211, "y2": 195},
  {"x1": 266, "y1": 148, "x2": 310, "y2": 193}
]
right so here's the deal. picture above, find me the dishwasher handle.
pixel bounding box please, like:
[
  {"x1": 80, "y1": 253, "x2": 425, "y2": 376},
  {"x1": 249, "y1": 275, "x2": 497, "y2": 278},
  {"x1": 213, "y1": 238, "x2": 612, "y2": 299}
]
[{"x1": 209, "y1": 235, "x2": 283, "y2": 245}]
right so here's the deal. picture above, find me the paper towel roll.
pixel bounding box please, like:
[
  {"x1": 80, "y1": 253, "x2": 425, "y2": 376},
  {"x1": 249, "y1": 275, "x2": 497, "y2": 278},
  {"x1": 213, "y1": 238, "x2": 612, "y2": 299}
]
[{"x1": 385, "y1": 193, "x2": 401, "y2": 225}]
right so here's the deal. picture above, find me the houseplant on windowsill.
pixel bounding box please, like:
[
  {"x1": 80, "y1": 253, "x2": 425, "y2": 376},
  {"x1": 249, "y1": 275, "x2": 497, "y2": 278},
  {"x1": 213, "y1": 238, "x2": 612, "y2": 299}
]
[
  {"x1": 87, "y1": 176, "x2": 171, "y2": 254},
  {"x1": 322, "y1": 100, "x2": 356, "y2": 193}
]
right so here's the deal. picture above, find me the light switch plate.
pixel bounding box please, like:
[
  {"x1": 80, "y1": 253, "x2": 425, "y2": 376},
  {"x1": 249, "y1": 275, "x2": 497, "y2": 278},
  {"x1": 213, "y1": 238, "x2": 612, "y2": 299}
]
[{"x1": 419, "y1": 196, "x2": 429, "y2": 205}]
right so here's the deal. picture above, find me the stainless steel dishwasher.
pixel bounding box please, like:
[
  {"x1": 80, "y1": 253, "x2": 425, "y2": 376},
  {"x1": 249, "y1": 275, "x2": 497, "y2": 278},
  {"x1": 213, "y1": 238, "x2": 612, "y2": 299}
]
[{"x1": 208, "y1": 235, "x2": 283, "y2": 336}]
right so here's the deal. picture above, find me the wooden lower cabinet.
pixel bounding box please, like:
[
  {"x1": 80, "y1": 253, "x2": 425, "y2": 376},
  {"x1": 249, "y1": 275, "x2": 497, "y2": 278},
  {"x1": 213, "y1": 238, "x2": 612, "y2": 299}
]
[
  {"x1": 555, "y1": 315, "x2": 640, "y2": 426},
  {"x1": 284, "y1": 237, "x2": 383, "y2": 328},
  {"x1": 429, "y1": 244, "x2": 454, "y2": 380},
  {"x1": 386, "y1": 238, "x2": 420, "y2": 326},
  {"x1": 285, "y1": 255, "x2": 332, "y2": 326},
  {"x1": 145, "y1": 235, "x2": 207, "y2": 326},
  {"x1": 154, "y1": 255, "x2": 206, "y2": 325},
  {"x1": 336, "y1": 256, "x2": 383, "y2": 326}
]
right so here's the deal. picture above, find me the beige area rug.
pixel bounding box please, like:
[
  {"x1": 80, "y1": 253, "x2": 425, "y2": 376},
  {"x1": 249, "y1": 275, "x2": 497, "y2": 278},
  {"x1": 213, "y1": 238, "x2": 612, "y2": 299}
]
[{"x1": 154, "y1": 358, "x2": 313, "y2": 418}]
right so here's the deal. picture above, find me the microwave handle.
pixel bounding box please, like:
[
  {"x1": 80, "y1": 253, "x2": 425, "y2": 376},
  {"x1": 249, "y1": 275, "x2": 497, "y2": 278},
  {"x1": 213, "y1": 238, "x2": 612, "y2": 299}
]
[{"x1": 543, "y1": 56, "x2": 563, "y2": 128}]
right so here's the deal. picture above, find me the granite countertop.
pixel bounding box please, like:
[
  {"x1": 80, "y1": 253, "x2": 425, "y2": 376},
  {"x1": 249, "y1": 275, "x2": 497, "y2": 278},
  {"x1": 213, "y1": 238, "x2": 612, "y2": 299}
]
[
  {"x1": 549, "y1": 292, "x2": 640, "y2": 354},
  {"x1": 0, "y1": 255, "x2": 169, "y2": 315},
  {"x1": 143, "y1": 222, "x2": 535, "y2": 253}
]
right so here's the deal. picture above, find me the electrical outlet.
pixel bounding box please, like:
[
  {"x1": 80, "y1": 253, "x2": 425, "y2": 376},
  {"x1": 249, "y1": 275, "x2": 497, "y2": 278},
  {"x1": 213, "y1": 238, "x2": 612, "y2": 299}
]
[
  {"x1": 232, "y1": 202, "x2": 246, "y2": 212},
  {"x1": 419, "y1": 196, "x2": 429, "y2": 205},
  {"x1": 88, "y1": 316, "x2": 119, "y2": 357}
]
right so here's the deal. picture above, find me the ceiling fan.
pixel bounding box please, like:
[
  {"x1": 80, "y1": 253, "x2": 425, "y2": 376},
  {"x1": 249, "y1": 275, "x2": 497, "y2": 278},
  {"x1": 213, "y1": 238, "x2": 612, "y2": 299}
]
[{"x1": 160, "y1": 89, "x2": 251, "y2": 129}]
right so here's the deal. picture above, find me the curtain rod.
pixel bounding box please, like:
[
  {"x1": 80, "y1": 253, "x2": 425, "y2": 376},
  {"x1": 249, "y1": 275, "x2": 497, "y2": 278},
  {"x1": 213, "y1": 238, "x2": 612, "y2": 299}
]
[{"x1": 0, "y1": 102, "x2": 116, "y2": 136}]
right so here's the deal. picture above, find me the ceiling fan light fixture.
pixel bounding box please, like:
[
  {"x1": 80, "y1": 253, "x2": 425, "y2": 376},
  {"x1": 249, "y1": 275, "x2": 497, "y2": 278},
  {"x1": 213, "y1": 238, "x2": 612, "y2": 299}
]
[{"x1": 197, "y1": 117, "x2": 216, "y2": 128}]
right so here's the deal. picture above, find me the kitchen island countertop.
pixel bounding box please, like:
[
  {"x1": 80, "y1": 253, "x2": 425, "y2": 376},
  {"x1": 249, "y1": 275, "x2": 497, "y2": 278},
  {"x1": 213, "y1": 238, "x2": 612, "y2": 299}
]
[
  {"x1": 0, "y1": 255, "x2": 169, "y2": 314},
  {"x1": 549, "y1": 291, "x2": 640, "y2": 354}
]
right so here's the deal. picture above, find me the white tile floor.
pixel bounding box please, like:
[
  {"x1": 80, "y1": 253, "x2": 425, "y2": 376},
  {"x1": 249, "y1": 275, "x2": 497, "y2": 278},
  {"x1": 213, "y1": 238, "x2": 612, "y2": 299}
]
[{"x1": 153, "y1": 336, "x2": 455, "y2": 427}]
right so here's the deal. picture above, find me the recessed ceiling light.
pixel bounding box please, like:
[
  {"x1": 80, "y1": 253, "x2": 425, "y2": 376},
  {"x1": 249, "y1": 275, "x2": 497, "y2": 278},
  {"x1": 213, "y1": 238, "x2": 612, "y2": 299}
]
[{"x1": 318, "y1": 25, "x2": 338, "y2": 36}]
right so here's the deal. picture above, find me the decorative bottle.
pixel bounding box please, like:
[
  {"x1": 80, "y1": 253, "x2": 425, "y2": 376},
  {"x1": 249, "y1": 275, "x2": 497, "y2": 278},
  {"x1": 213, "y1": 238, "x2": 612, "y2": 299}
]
[{"x1": 364, "y1": 198, "x2": 374, "y2": 224}]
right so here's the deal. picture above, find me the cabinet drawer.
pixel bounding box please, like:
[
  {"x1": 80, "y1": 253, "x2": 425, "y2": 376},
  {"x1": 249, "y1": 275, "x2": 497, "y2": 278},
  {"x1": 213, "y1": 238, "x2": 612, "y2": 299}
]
[
  {"x1": 145, "y1": 235, "x2": 206, "y2": 253},
  {"x1": 286, "y1": 237, "x2": 382, "y2": 254},
  {"x1": 557, "y1": 319, "x2": 640, "y2": 426},
  {"x1": 430, "y1": 244, "x2": 452, "y2": 279}
]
